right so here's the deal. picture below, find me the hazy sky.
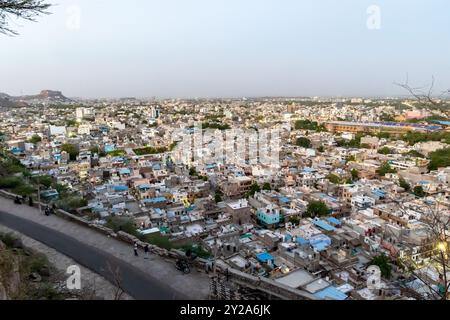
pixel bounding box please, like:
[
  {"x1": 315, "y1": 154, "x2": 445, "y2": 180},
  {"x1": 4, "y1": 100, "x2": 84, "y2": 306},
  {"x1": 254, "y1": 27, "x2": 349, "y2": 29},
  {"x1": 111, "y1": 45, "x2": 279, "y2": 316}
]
[{"x1": 1, "y1": 0, "x2": 450, "y2": 98}]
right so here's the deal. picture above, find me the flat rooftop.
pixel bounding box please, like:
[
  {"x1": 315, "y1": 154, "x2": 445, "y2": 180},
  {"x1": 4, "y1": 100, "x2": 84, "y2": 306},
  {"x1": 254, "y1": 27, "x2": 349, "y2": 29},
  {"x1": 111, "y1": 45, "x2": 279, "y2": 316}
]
[
  {"x1": 327, "y1": 121, "x2": 442, "y2": 131},
  {"x1": 275, "y1": 269, "x2": 315, "y2": 289}
]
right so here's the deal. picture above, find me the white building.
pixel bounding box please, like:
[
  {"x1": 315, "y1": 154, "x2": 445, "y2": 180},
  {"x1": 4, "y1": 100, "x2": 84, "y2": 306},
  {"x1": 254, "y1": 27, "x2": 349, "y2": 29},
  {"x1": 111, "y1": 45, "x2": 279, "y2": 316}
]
[{"x1": 49, "y1": 126, "x2": 67, "y2": 136}]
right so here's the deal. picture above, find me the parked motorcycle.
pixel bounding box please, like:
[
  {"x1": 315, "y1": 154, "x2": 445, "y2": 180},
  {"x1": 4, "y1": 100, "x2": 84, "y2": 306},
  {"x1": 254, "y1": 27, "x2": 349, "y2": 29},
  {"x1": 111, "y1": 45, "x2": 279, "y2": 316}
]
[
  {"x1": 14, "y1": 196, "x2": 22, "y2": 204},
  {"x1": 175, "y1": 258, "x2": 191, "y2": 274}
]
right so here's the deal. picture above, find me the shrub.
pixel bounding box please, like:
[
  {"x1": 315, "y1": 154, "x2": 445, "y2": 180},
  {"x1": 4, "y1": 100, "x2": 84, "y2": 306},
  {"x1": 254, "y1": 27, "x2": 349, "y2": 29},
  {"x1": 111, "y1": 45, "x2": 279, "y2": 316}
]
[
  {"x1": 12, "y1": 184, "x2": 36, "y2": 196},
  {"x1": 56, "y1": 196, "x2": 87, "y2": 211},
  {"x1": 370, "y1": 254, "x2": 392, "y2": 278},
  {"x1": 28, "y1": 135, "x2": 42, "y2": 144},
  {"x1": 0, "y1": 176, "x2": 23, "y2": 189},
  {"x1": 31, "y1": 175, "x2": 53, "y2": 188},
  {"x1": 296, "y1": 137, "x2": 311, "y2": 148},
  {"x1": 428, "y1": 148, "x2": 450, "y2": 171},
  {"x1": 176, "y1": 244, "x2": 211, "y2": 259},
  {"x1": 145, "y1": 233, "x2": 173, "y2": 250},
  {"x1": 413, "y1": 185, "x2": 425, "y2": 198},
  {"x1": 105, "y1": 216, "x2": 139, "y2": 237},
  {"x1": 376, "y1": 162, "x2": 396, "y2": 176},
  {"x1": 27, "y1": 253, "x2": 50, "y2": 274},
  {"x1": 305, "y1": 201, "x2": 331, "y2": 218},
  {"x1": 0, "y1": 232, "x2": 18, "y2": 248}
]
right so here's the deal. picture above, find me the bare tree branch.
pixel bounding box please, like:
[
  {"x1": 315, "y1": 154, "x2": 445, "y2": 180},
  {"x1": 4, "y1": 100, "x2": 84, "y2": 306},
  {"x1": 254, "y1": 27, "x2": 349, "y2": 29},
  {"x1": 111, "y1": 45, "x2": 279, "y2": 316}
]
[
  {"x1": 106, "y1": 261, "x2": 126, "y2": 300},
  {"x1": 384, "y1": 192, "x2": 449, "y2": 300},
  {"x1": 394, "y1": 74, "x2": 449, "y2": 107},
  {"x1": 0, "y1": 0, "x2": 51, "y2": 35}
]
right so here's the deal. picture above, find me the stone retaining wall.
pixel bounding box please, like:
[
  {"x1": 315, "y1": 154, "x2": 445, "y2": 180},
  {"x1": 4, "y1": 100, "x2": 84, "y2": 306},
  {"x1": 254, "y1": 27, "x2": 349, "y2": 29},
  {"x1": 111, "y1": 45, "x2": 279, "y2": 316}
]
[
  {"x1": 0, "y1": 190, "x2": 315, "y2": 300},
  {"x1": 0, "y1": 190, "x2": 194, "y2": 260}
]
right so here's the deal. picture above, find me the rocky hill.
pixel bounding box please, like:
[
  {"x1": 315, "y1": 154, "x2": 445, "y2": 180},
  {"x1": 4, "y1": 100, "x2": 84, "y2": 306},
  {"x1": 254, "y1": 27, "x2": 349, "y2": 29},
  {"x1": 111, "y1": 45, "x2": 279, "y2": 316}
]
[
  {"x1": 0, "y1": 90, "x2": 71, "y2": 106},
  {"x1": 0, "y1": 93, "x2": 20, "y2": 108},
  {"x1": 18, "y1": 90, "x2": 71, "y2": 102}
]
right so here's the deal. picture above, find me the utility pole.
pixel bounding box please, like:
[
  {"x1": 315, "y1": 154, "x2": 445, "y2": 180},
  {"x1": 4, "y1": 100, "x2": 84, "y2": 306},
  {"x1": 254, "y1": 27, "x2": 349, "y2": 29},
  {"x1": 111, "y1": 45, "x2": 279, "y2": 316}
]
[{"x1": 37, "y1": 182, "x2": 41, "y2": 214}]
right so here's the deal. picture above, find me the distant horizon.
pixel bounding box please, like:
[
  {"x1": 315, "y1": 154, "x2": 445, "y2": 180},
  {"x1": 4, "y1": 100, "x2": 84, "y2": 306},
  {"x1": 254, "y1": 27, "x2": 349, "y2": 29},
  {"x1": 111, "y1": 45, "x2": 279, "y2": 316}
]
[
  {"x1": 1, "y1": 88, "x2": 442, "y2": 101},
  {"x1": 1, "y1": 1, "x2": 449, "y2": 98}
]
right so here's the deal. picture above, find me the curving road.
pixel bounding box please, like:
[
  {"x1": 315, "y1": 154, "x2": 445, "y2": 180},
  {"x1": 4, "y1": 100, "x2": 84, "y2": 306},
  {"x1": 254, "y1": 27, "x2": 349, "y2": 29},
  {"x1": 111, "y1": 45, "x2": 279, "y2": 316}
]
[{"x1": 0, "y1": 210, "x2": 187, "y2": 300}]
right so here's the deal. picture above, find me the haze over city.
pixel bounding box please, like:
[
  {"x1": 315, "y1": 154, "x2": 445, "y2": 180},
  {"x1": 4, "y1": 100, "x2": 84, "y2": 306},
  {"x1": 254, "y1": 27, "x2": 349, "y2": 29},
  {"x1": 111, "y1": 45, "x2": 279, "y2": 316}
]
[{"x1": 1, "y1": 0, "x2": 450, "y2": 98}]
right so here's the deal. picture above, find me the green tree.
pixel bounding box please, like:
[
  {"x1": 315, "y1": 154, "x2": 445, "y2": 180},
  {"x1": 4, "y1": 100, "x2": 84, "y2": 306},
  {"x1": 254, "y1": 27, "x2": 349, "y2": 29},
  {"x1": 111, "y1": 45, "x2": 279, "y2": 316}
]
[
  {"x1": 351, "y1": 168, "x2": 359, "y2": 181},
  {"x1": 405, "y1": 150, "x2": 425, "y2": 158},
  {"x1": 65, "y1": 119, "x2": 77, "y2": 127},
  {"x1": 189, "y1": 167, "x2": 198, "y2": 176},
  {"x1": 28, "y1": 134, "x2": 42, "y2": 144},
  {"x1": 379, "y1": 113, "x2": 396, "y2": 122},
  {"x1": 262, "y1": 182, "x2": 271, "y2": 191},
  {"x1": 377, "y1": 132, "x2": 391, "y2": 139},
  {"x1": 31, "y1": 175, "x2": 53, "y2": 188},
  {"x1": 214, "y1": 192, "x2": 222, "y2": 203},
  {"x1": 428, "y1": 148, "x2": 450, "y2": 171},
  {"x1": 413, "y1": 185, "x2": 425, "y2": 198},
  {"x1": 0, "y1": 176, "x2": 23, "y2": 189},
  {"x1": 55, "y1": 183, "x2": 69, "y2": 196},
  {"x1": 296, "y1": 137, "x2": 311, "y2": 148},
  {"x1": 246, "y1": 182, "x2": 261, "y2": 198},
  {"x1": 133, "y1": 146, "x2": 167, "y2": 155},
  {"x1": 90, "y1": 146, "x2": 106, "y2": 157},
  {"x1": 288, "y1": 216, "x2": 300, "y2": 225},
  {"x1": 294, "y1": 120, "x2": 325, "y2": 131},
  {"x1": 370, "y1": 254, "x2": 392, "y2": 278},
  {"x1": 378, "y1": 147, "x2": 392, "y2": 155},
  {"x1": 105, "y1": 216, "x2": 139, "y2": 237},
  {"x1": 13, "y1": 183, "x2": 35, "y2": 196},
  {"x1": 326, "y1": 174, "x2": 341, "y2": 184},
  {"x1": 305, "y1": 201, "x2": 330, "y2": 218},
  {"x1": 56, "y1": 195, "x2": 87, "y2": 211},
  {"x1": 399, "y1": 177, "x2": 411, "y2": 191},
  {"x1": 376, "y1": 162, "x2": 396, "y2": 176},
  {"x1": 61, "y1": 143, "x2": 79, "y2": 161}
]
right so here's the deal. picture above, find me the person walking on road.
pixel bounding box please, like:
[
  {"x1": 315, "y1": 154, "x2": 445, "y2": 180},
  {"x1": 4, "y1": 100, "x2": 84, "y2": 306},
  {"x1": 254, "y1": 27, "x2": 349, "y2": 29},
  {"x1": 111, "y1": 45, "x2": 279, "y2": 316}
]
[
  {"x1": 144, "y1": 244, "x2": 149, "y2": 259},
  {"x1": 133, "y1": 241, "x2": 139, "y2": 256}
]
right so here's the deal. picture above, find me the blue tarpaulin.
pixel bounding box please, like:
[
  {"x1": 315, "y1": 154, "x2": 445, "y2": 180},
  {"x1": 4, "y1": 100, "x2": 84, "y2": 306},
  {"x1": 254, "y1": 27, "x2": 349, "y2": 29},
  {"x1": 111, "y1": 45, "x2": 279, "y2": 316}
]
[
  {"x1": 327, "y1": 217, "x2": 341, "y2": 226},
  {"x1": 112, "y1": 185, "x2": 128, "y2": 192},
  {"x1": 143, "y1": 197, "x2": 167, "y2": 203},
  {"x1": 119, "y1": 168, "x2": 131, "y2": 175},
  {"x1": 256, "y1": 252, "x2": 274, "y2": 263},
  {"x1": 314, "y1": 286, "x2": 348, "y2": 300}
]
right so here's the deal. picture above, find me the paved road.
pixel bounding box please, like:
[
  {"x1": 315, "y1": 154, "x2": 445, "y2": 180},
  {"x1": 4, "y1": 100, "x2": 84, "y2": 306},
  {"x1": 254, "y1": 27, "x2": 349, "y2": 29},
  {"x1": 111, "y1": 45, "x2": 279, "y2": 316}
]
[{"x1": 0, "y1": 209, "x2": 186, "y2": 300}]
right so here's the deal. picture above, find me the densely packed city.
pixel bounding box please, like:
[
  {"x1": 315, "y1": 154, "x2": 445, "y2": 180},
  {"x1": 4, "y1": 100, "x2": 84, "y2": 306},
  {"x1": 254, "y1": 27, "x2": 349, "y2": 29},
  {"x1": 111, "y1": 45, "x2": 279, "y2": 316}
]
[
  {"x1": 2, "y1": 0, "x2": 450, "y2": 311},
  {"x1": 1, "y1": 91, "x2": 449, "y2": 300}
]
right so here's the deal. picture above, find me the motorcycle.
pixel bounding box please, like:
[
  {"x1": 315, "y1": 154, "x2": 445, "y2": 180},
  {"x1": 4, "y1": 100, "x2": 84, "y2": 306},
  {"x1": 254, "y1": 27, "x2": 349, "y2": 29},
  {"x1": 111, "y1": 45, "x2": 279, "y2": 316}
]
[
  {"x1": 175, "y1": 258, "x2": 191, "y2": 274},
  {"x1": 44, "y1": 206, "x2": 52, "y2": 216}
]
